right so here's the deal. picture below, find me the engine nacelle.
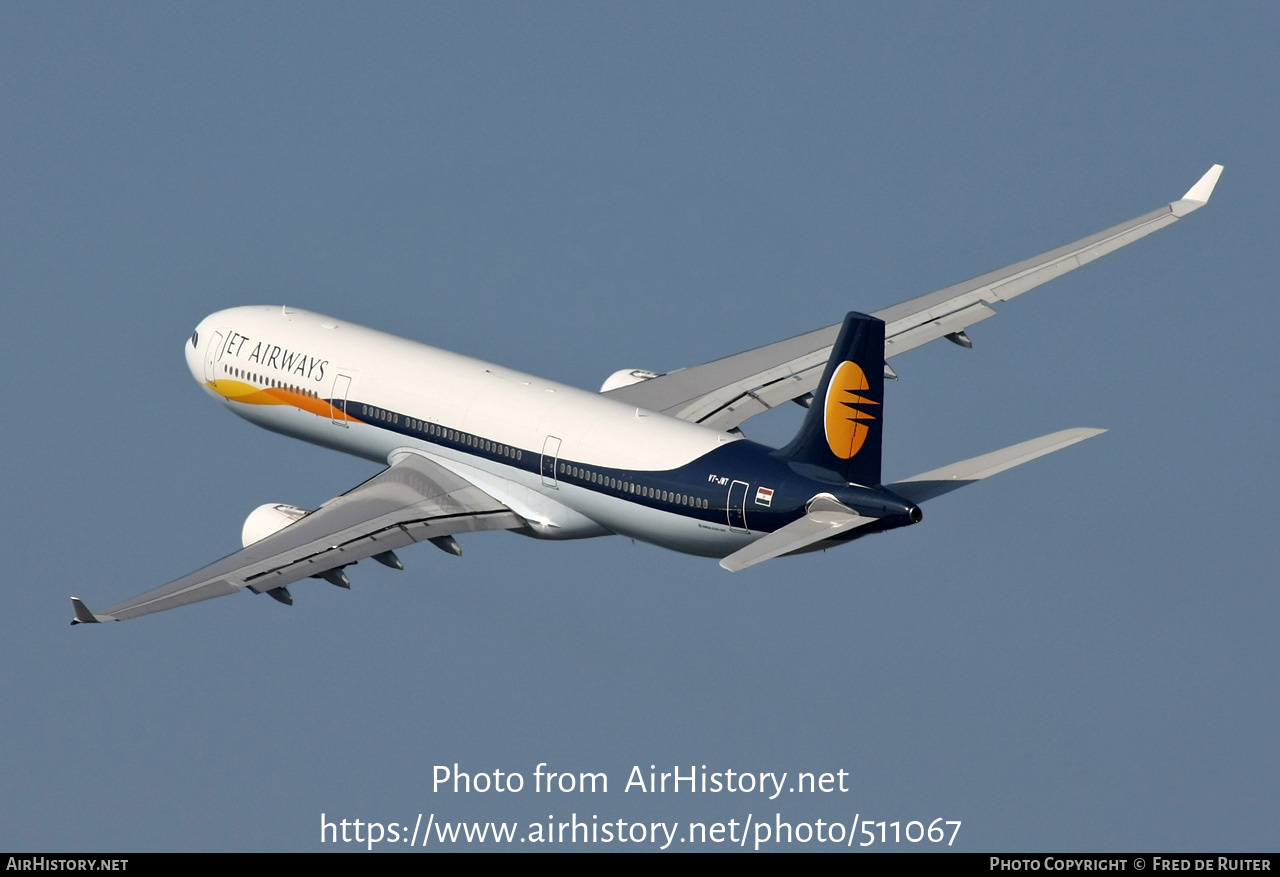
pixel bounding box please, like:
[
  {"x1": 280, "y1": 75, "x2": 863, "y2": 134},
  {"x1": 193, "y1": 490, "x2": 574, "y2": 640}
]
[
  {"x1": 241, "y1": 503, "x2": 311, "y2": 547},
  {"x1": 599, "y1": 368, "x2": 659, "y2": 393}
]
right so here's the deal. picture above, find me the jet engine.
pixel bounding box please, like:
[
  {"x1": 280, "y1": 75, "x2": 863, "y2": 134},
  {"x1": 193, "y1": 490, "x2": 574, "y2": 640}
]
[
  {"x1": 241, "y1": 503, "x2": 311, "y2": 547},
  {"x1": 240, "y1": 503, "x2": 404, "y2": 589},
  {"x1": 599, "y1": 368, "x2": 659, "y2": 393}
]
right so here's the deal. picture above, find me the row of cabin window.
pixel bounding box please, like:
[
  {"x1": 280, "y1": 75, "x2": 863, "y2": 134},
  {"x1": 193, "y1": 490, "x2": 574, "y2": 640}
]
[
  {"x1": 224, "y1": 364, "x2": 319, "y2": 399},
  {"x1": 557, "y1": 462, "x2": 710, "y2": 509},
  {"x1": 361, "y1": 403, "x2": 399, "y2": 425},
  {"x1": 360, "y1": 405, "x2": 525, "y2": 462}
]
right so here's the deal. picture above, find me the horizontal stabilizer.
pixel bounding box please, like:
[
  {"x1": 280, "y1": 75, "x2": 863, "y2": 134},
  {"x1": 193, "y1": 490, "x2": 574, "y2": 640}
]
[
  {"x1": 888, "y1": 428, "x2": 1106, "y2": 504},
  {"x1": 720, "y1": 495, "x2": 878, "y2": 572}
]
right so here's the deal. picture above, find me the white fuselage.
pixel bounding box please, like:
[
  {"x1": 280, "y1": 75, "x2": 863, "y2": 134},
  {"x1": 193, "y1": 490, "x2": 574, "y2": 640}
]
[{"x1": 186, "y1": 306, "x2": 773, "y2": 558}]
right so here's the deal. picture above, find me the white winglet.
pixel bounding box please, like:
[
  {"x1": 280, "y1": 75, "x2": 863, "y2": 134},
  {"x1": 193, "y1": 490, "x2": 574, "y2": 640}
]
[{"x1": 1181, "y1": 164, "x2": 1224, "y2": 204}]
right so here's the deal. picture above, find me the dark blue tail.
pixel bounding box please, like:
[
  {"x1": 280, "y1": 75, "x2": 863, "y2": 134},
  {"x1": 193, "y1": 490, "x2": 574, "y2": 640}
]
[{"x1": 775, "y1": 312, "x2": 885, "y2": 486}]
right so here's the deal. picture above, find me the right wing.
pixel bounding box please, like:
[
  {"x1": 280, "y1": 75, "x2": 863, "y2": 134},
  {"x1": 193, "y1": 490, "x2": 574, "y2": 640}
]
[
  {"x1": 605, "y1": 165, "x2": 1223, "y2": 432},
  {"x1": 71, "y1": 452, "x2": 523, "y2": 623}
]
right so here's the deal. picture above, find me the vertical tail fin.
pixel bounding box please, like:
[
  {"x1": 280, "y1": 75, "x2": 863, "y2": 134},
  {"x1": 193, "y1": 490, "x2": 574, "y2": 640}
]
[{"x1": 776, "y1": 312, "x2": 885, "y2": 486}]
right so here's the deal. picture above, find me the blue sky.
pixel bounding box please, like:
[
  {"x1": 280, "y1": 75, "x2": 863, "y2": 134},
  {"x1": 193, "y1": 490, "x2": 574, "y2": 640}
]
[{"x1": 3, "y1": 3, "x2": 1277, "y2": 851}]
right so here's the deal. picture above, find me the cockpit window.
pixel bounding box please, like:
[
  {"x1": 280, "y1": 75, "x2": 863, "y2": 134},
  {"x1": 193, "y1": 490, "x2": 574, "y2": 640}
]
[{"x1": 190, "y1": 330, "x2": 199, "y2": 349}]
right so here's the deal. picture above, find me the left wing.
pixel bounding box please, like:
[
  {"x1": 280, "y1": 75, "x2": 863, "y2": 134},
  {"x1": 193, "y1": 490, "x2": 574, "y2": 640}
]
[
  {"x1": 605, "y1": 165, "x2": 1223, "y2": 432},
  {"x1": 71, "y1": 452, "x2": 523, "y2": 623}
]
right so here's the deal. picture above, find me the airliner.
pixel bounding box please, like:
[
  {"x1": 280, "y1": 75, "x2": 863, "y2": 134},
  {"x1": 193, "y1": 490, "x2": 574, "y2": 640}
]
[{"x1": 70, "y1": 165, "x2": 1222, "y2": 624}]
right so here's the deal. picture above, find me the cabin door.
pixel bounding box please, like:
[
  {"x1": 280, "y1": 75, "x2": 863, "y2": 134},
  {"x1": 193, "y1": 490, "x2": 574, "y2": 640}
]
[
  {"x1": 727, "y1": 480, "x2": 749, "y2": 533},
  {"x1": 203, "y1": 331, "x2": 225, "y2": 383},
  {"x1": 330, "y1": 374, "x2": 352, "y2": 426},
  {"x1": 540, "y1": 436, "x2": 562, "y2": 487}
]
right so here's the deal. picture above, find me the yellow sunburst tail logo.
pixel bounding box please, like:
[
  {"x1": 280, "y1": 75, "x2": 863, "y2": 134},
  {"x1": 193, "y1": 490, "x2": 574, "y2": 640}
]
[
  {"x1": 824, "y1": 361, "x2": 880, "y2": 459},
  {"x1": 776, "y1": 312, "x2": 885, "y2": 486}
]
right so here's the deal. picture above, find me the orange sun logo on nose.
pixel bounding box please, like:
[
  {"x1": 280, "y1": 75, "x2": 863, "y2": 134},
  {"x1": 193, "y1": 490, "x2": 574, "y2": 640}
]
[{"x1": 824, "y1": 361, "x2": 879, "y2": 459}]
